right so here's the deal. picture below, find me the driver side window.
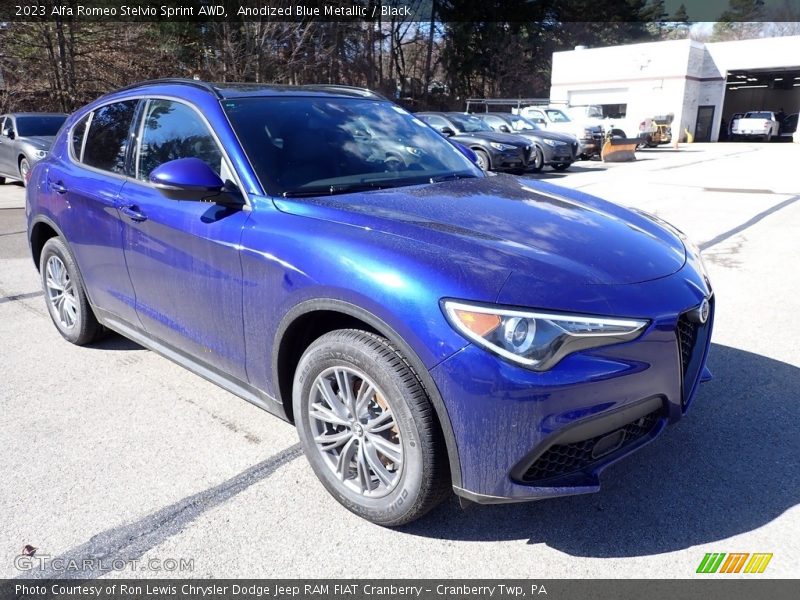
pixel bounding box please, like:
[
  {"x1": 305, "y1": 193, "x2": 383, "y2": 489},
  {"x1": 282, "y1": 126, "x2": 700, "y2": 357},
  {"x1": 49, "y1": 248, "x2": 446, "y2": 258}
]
[{"x1": 136, "y1": 100, "x2": 225, "y2": 182}]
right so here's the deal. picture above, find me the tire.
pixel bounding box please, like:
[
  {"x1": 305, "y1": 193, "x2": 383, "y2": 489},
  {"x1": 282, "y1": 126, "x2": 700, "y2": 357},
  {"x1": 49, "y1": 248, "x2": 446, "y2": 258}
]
[
  {"x1": 0, "y1": 176, "x2": 5, "y2": 185},
  {"x1": 763, "y1": 132, "x2": 772, "y2": 143},
  {"x1": 529, "y1": 145, "x2": 544, "y2": 173},
  {"x1": 293, "y1": 329, "x2": 449, "y2": 526},
  {"x1": 473, "y1": 149, "x2": 490, "y2": 171},
  {"x1": 19, "y1": 157, "x2": 31, "y2": 186},
  {"x1": 552, "y1": 163, "x2": 570, "y2": 171},
  {"x1": 40, "y1": 237, "x2": 103, "y2": 345}
]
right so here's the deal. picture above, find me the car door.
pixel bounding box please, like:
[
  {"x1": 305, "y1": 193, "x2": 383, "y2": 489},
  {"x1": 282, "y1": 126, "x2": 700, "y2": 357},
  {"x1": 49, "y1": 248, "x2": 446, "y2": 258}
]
[
  {"x1": 120, "y1": 98, "x2": 249, "y2": 380},
  {"x1": 47, "y1": 101, "x2": 142, "y2": 326}
]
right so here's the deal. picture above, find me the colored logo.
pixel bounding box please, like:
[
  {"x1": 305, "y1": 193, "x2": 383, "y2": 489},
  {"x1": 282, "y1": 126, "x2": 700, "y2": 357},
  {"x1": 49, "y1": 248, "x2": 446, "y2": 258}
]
[{"x1": 696, "y1": 552, "x2": 773, "y2": 574}]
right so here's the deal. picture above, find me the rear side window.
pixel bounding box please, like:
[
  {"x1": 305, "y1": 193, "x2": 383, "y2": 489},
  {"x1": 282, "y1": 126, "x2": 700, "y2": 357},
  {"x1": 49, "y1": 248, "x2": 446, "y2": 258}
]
[
  {"x1": 71, "y1": 113, "x2": 91, "y2": 161},
  {"x1": 83, "y1": 100, "x2": 138, "y2": 174},
  {"x1": 136, "y1": 99, "x2": 224, "y2": 181}
]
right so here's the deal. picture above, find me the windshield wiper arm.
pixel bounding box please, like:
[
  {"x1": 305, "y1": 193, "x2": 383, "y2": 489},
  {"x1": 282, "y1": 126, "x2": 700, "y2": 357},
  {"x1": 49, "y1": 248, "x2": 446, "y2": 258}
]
[
  {"x1": 429, "y1": 173, "x2": 480, "y2": 183},
  {"x1": 282, "y1": 181, "x2": 398, "y2": 198}
]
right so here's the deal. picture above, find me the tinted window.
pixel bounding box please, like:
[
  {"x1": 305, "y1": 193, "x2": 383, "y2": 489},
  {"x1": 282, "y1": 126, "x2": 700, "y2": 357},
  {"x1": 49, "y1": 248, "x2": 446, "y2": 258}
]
[
  {"x1": 510, "y1": 115, "x2": 538, "y2": 131},
  {"x1": 71, "y1": 114, "x2": 91, "y2": 161},
  {"x1": 136, "y1": 100, "x2": 224, "y2": 181},
  {"x1": 744, "y1": 112, "x2": 772, "y2": 119},
  {"x1": 83, "y1": 101, "x2": 138, "y2": 174},
  {"x1": 16, "y1": 115, "x2": 66, "y2": 137},
  {"x1": 447, "y1": 114, "x2": 492, "y2": 133},
  {"x1": 418, "y1": 114, "x2": 449, "y2": 129},
  {"x1": 224, "y1": 98, "x2": 481, "y2": 196},
  {"x1": 482, "y1": 115, "x2": 507, "y2": 129}
]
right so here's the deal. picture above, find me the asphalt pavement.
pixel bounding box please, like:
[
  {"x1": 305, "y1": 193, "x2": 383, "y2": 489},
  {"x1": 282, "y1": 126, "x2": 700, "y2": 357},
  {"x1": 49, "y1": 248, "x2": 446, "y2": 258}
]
[{"x1": 1, "y1": 142, "x2": 798, "y2": 578}]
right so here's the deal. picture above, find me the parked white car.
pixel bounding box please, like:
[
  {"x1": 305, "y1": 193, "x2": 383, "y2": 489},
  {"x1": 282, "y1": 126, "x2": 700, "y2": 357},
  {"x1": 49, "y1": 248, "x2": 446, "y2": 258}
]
[{"x1": 731, "y1": 111, "x2": 780, "y2": 142}]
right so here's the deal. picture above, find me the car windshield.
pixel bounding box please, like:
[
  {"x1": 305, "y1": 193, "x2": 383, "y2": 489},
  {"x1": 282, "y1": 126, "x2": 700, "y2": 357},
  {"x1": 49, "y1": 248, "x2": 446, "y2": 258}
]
[
  {"x1": 15, "y1": 115, "x2": 66, "y2": 137},
  {"x1": 447, "y1": 114, "x2": 493, "y2": 133},
  {"x1": 508, "y1": 115, "x2": 539, "y2": 131},
  {"x1": 545, "y1": 109, "x2": 571, "y2": 123},
  {"x1": 223, "y1": 97, "x2": 482, "y2": 197},
  {"x1": 744, "y1": 112, "x2": 772, "y2": 119}
]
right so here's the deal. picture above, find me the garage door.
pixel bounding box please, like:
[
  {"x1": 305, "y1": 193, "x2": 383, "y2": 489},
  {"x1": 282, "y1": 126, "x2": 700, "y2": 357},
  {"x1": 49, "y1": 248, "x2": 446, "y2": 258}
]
[{"x1": 568, "y1": 88, "x2": 629, "y2": 106}]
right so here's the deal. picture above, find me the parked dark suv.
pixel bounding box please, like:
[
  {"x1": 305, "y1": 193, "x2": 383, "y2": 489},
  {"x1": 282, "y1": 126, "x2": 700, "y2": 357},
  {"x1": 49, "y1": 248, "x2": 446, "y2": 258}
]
[
  {"x1": 26, "y1": 79, "x2": 714, "y2": 526},
  {"x1": 475, "y1": 112, "x2": 577, "y2": 171},
  {"x1": 416, "y1": 112, "x2": 533, "y2": 173}
]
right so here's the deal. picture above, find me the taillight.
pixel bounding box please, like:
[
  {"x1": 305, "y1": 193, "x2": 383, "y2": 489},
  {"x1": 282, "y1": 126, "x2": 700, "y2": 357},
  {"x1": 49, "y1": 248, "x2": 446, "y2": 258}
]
[
  {"x1": 639, "y1": 121, "x2": 646, "y2": 131},
  {"x1": 764, "y1": 121, "x2": 771, "y2": 128}
]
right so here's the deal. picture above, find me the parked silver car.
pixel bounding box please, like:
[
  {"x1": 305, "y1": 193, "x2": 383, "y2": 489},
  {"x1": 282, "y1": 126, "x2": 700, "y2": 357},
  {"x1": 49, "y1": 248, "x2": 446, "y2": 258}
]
[{"x1": 0, "y1": 113, "x2": 67, "y2": 186}]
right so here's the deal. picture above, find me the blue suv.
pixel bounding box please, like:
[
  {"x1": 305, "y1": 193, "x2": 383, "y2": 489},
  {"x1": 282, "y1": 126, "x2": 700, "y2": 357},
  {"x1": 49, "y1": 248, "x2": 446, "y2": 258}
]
[{"x1": 27, "y1": 79, "x2": 713, "y2": 525}]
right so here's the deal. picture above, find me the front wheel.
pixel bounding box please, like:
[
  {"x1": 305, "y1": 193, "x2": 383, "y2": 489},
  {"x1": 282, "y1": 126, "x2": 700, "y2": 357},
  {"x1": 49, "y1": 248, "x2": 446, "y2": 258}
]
[
  {"x1": 473, "y1": 149, "x2": 490, "y2": 171},
  {"x1": 529, "y1": 146, "x2": 544, "y2": 172},
  {"x1": 40, "y1": 237, "x2": 103, "y2": 345},
  {"x1": 293, "y1": 329, "x2": 448, "y2": 526},
  {"x1": 19, "y1": 157, "x2": 31, "y2": 186}
]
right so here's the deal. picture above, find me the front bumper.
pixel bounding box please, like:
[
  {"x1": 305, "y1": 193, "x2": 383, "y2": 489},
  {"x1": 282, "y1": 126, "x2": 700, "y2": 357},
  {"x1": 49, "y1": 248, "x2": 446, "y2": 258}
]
[
  {"x1": 540, "y1": 142, "x2": 575, "y2": 166},
  {"x1": 430, "y1": 266, "x2": 714, "y2": 503},
  {"x1": 491, "y1": 147, "x2": 528, "y2": 172}
]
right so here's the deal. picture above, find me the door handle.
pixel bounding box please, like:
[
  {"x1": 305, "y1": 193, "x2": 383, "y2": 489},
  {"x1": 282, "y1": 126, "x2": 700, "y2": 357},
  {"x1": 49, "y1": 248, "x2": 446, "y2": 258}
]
[
  {"x1": 120, "y1": 205, "x2": 148, "y2": 222},
  {"x1": 50, "y1": 181, "x2": 68, "y2": 194}
]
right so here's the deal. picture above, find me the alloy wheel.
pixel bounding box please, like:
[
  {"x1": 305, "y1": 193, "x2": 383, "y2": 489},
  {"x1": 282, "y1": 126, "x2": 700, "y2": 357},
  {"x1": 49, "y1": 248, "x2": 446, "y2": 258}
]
[
  {"x1": 308, "y1": 366, "x2": 403, "y2": 498},
  {"x1": 45, "y1": 255, "x2": 78, "y2": 330}
]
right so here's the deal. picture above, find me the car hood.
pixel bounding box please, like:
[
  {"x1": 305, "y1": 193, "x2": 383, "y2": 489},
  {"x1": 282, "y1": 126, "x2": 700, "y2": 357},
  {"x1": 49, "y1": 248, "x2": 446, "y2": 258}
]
[
  {"x1": 22, "y1": 136, "x2": 55, "y2": 149},
  {"x1": 274, "y1": 175, "x2": 686, "y2": 286},
  {"x1": 515, "y1": 129, "x2": 576, "y2": 144},
  {"x1": 454, "y1": 131, "x2": 529, "y2": 146}
]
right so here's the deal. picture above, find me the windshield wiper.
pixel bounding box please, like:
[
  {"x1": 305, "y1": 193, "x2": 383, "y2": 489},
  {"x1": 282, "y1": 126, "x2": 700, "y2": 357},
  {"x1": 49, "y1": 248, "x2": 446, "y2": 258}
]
[
  {"x1": 282, "y1": 181, "x2": 398, "y2": 198},
  {"x1": 429, "y1": 173, "x2": 480, "y2": 184}
]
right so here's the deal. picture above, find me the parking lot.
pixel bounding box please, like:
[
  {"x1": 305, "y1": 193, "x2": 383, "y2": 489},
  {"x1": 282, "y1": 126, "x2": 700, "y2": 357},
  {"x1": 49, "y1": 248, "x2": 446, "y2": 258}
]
[{"x1": 1, "y1": 142, "x2": 798, "y2": 578}]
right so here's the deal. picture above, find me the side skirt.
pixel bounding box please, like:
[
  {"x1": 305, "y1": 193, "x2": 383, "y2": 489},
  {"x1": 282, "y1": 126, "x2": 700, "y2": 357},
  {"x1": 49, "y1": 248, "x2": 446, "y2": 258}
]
[{"x1": 94, "y1": 307, "x2": 288, "y2": 422}]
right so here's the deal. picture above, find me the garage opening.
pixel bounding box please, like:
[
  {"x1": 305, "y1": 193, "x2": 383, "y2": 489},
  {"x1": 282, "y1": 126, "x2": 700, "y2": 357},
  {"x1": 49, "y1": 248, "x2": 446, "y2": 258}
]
[{"x1": 720, "y1": 67, "x2": 800, "y2": 141}]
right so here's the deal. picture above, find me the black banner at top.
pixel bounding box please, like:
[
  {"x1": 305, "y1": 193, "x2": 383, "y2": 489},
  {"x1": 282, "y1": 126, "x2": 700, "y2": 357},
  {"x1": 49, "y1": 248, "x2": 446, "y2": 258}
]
[{"x1": 2, "y1": 0, "x2": 800, "y2": 23}]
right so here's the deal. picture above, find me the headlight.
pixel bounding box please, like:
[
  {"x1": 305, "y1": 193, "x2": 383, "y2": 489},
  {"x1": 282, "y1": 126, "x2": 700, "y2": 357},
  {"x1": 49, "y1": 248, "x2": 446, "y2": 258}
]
[
  {"x1": 489, "y1": 142, "x2": 514, "y2": 151},
  {"x1": 34, "y1": 150, "x2": 48, "y2": 159},
  {"x1": 443, "y1": 300, "x2": 649, "y2": 371},
  {"x1": 543, "y1": 139, "x2": 566, "y2": 147}
]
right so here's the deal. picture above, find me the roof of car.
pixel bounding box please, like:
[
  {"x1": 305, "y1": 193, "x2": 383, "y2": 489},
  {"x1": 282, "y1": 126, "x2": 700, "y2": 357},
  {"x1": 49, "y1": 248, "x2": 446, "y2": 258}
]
[{"x1": 115, "y1": 78, "x2": 385, "y2": 100}]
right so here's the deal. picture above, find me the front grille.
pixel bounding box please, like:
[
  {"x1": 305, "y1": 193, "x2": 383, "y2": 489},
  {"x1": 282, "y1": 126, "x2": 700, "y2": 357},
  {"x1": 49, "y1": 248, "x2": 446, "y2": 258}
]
[
  {"x1": 520, "y1": 410, "x2": 660, "y2": 483},
  {"x1": 675, "y1": 299, "x2": 712, "y2": 407},
  {"x1": 676, "y1": 315, "x2": 698, "y2": 379}
]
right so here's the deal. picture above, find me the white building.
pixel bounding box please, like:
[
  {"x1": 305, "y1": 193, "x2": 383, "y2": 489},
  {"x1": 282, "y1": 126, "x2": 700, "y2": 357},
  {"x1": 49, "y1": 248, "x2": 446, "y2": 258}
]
[{"x1": 550, "y1": 36, "x2": 800, "y2": 141}]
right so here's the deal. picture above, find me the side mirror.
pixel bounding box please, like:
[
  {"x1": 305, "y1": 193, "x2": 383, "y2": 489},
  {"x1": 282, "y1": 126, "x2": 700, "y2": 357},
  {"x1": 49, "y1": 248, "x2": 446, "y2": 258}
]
[
  {"x1": 150, "y1": 157, "x2": 224, "y2": 193},
  {"x1": 499, "y1": 125, "x2": 511, "y2": 133},
  {"x1": 439, "y1": 126, "x2": 456, "y2": 137},
  {"x1": 2, "y1": 128, "x2": 14, "y2": 139}
]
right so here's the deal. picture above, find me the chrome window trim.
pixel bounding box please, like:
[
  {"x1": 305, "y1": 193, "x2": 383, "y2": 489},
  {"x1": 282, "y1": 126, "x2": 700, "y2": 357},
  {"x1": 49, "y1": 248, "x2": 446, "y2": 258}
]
[{"x1": 66, "y1": 94, "x2": 251, "y2": 210}]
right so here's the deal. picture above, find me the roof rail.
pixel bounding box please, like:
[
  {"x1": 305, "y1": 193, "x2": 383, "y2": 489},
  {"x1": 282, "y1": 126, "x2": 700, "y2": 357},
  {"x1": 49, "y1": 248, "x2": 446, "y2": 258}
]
[
  {"x1": 115, "y1": 78, "x2": 223, "y2": 98},
  {"x1": 298, "y1": 84, "x2": 385, "y2": 99},
  {"x1": 465, "y1": 97, "x2": 551, "y2": 112}
]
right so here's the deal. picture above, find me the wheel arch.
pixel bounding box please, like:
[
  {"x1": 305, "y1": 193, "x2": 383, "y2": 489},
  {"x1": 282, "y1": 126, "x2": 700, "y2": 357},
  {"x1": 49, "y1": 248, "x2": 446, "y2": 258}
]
[
  {"x1": 29, "y1": 216, "x2": 64, "y2": 271},
  {"x1": 273, "y1": 298, "x2": 463, "y2": 488}
]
